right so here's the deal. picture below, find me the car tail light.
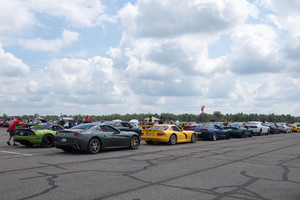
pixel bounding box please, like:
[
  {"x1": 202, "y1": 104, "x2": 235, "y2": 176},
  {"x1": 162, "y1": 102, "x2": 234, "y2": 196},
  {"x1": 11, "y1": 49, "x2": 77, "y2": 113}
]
[
  {"x1": 157, "y1": 132, "x2": 165, "y2": 136},
  {"x1": 28, "y1": 131, "x2": 35, "y2": 136},
  {"x1": 248, "y1": 126, "x2": 257, "y2": 128},
  {"x1": 202, "y1": 129, "x2": 208, "y2": 132},
  {"x1": 74, "y1": 131, "x2": 80, "y2": 136},
  {"x1": 56, "y1": 131, "x2": 59, "y2": 135},
  {"x1": 233, "y1": 128, "x2": 239, "y2": 130}
]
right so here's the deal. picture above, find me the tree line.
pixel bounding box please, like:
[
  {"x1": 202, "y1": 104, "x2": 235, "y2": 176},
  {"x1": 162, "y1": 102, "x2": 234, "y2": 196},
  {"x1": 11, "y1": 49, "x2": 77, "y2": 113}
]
[{"x1": 3, "y1": 112, "x2": 300, "y2": 123}]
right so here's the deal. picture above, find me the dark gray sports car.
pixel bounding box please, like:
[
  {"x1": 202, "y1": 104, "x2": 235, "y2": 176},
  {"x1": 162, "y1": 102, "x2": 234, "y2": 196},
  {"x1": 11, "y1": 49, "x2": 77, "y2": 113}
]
[{"x1": 55, "y1": 123, "x2": 140, "y2": 154}]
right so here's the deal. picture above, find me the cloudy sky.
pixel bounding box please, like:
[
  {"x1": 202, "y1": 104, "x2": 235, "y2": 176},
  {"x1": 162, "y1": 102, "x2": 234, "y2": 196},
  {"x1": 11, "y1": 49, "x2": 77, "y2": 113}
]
[{"x1": 0, "y1": 0, "x2": 299, "y2": 116}]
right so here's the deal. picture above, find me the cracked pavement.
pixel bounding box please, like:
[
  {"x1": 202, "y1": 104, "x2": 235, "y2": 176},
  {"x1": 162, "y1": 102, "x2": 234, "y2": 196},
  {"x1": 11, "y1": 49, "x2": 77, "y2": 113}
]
[{"x1": 0, "y1": 128, "x2": 300, "y2": 200}]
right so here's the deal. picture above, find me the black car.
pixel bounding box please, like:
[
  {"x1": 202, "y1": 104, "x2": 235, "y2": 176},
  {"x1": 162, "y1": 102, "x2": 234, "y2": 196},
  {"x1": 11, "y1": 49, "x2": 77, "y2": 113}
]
[
  {"x1": 101, "y1": 121, "x2": 142, "y2": 136},
  {"x1": 264, "y1": 123, "x2": 280, "y2": 134},
  {"x1": 55, "y1": 123, "x2": 140, "y2": 154}
]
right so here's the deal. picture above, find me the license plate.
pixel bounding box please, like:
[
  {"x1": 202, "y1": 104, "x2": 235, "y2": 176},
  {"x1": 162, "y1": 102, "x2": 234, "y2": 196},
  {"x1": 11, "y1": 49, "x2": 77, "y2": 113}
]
[
  {"x1": 20, "y1": 132, "x2": 24, "y2": 135},
  {"x1": 148, "y1": 133, "x2": 152, "y2": 136},
  {"x1": 61, "y1": 138, "x2": 67, "y2": 142}
]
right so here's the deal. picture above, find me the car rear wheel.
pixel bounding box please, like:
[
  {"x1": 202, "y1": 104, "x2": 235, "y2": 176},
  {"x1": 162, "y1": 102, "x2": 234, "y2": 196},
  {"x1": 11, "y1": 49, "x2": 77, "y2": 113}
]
[
  {"x1": 212, "y1": 132, "x2": 217, "y2": 141},
  {"x1": 191, "y1": 133, "x2": 196, "y2": 143},
  {"x1": 168, "y1": 134, "x2": 177, "y2": 145},
  {"x1": 249, "y1": 131, "x2": 253, "y2": 137},
  {"x1": 226, "y1": 132, "x2": 230, "y2": 139},
  {"x1": 87, "y1": 138, "x2": 101, "y2": 154},
  {"x1": 258, "y1": 129, "x2": 262, "y2": 136},
  {"x1": 241, "y1": 131, "x2": 245, "y2": 138},
  {"x1": 129, "y1": 136, "x2": 140, "y2": 150},
  {"x1": 266, "y1": 129, "x2": 270, "y2": 135},
  {"x1": 41, "y1": 135, "x2": 55, "y2": 148}
]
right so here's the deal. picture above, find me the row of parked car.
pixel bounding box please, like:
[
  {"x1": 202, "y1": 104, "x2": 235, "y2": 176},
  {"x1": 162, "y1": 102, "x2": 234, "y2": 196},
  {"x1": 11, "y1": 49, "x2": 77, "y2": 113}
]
[{"x1": 9, "y1": 121, "x2": 299, "y2": 154}]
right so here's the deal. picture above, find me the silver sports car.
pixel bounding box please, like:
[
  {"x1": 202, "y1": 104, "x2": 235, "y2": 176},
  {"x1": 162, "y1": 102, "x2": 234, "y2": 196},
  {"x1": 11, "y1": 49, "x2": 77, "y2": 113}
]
[{"x1": 55, "y1": 123, "x2": 140, "y2": 154}]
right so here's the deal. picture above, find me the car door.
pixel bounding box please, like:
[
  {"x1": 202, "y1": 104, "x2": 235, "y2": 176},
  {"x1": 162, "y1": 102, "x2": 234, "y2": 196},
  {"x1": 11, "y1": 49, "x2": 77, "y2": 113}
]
[
  {"x1": 102, "y1": 125, "x2": 129, "y2": 147},
  {"x1": 214, "y1": 125, "x2": 226, "y2": 138},
  {"x1": 171, "y1": 126, "x2": 186, "y2": 142}
]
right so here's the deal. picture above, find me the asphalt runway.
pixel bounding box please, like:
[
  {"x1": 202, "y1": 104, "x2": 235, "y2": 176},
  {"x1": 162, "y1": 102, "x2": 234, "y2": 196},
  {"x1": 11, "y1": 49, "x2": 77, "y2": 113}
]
[{"x1": 0, "y1": 127, "x2": 300, "y2": 200}]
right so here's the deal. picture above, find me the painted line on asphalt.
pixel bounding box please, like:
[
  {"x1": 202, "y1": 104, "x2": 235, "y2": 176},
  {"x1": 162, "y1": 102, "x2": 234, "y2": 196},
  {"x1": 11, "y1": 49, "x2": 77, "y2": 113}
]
[{"x1": 1, "y1": 151, "x2": 33, "y2": 156}]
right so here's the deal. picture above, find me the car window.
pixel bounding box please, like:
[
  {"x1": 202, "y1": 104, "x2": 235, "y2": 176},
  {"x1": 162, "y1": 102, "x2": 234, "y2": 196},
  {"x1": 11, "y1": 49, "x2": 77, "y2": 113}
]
[
  {"x1": 121, "y1": 122, "x2": 131, "y2": 128},
  {"x1": 171, "y1": 126, "x2": 180, "y2": 132},
  {"x1": 99, "y1": 125, "x2": 119, "y2": 133},
  {"x1": 153, "y1": 126, "x2": 168, "y2": 131},
  {"x1": 71, "y1": 124, "x2": 96, "y2": 129}
]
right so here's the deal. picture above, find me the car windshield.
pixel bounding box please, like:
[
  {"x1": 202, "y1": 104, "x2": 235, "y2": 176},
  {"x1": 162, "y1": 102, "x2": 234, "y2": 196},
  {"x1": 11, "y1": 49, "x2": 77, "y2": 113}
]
[
  {"x1": 33, "y1": 124, "x2": 51, "y2": 130},
  {"x1": 102, "y1": 122, "x2": 114, "y2": 125},
  {"x1": 152, "y1": 126, "x2": 169, "y2": 131},
  {"x1": 189, "y1": 123, "x2": 199, "y2": 126},
  {"x1": 264, "y1": 123, "x2": 273, "y2": 126},
  {"x1": 200, "y1": 124, "x2": 214, "y2": 129},
  {"x1": 229, "y1": 123, "x2": 241, "y2": 127},
  {"x1": 71, "y1": 124, "x2": 96, "y2": 130}
]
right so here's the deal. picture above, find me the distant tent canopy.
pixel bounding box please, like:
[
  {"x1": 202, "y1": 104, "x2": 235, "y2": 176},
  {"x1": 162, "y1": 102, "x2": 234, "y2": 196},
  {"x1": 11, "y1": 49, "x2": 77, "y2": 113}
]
[{"x1": 57, "y1": 117, "x2": 73, "y2": 121}]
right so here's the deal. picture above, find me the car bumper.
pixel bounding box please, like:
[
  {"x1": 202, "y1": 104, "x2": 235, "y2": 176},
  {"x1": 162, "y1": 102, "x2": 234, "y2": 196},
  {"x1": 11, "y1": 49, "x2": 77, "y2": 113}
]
[
  {"x1": 141, "y1": 135, "x2": 170, "y2": 143},
  {"x1": 197, "y1": 132, "x2": 212, "y2": 139},
  {"x1": 55, "y1": 138, "x2": 88, "y2": 151},
  {"x1": 14, "y1": 136, "x2": 42, "y2": 144}
]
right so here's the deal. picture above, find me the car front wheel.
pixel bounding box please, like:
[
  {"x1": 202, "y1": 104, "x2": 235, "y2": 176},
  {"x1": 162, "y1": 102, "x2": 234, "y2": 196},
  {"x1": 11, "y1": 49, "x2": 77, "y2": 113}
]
[
  {"x1": 129, "y1": 136, "x2": 140, "y2": 150},
  {"x1": 212, "y1": 132, "x2": 217, "y2": 141},
  {"x1": 191, "y1": 133, "x2": 196, "y2": 143}
]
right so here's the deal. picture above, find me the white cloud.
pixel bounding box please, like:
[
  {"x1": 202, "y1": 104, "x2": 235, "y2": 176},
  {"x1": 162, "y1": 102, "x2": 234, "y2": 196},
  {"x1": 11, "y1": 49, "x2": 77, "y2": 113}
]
[
  {"x1": 0, "y1": 0, "x2": 37, "y2": 33},
  {"x1": 20, "y1": 30, "x2": 79, "y2": 51},
  {"x1": 0, "y1": 0, "x2": 113, "y2": 35},
  {"x1": 229, "y1": 24, "x2": 282, "y2": 74},
  {"x1": 0, "y1": 43, "x2": 30, "y2": 77},
  {"x1": 119, "y1": 0, "x2": 257, "y2": 38}
]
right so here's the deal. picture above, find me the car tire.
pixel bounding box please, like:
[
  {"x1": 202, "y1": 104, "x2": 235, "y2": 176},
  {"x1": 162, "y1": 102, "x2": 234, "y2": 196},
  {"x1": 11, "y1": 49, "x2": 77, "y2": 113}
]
[
  {"x1": 87, "y1": 137, "x2": 101, "y2": 154},
  {"x1": 266, "y1": 129, "x2": 270, "y2": 135},
  {"x1": 129, "y1": 136, "x2": 140, "y2": 150},
  {"x1": 212, "y1": 132, "x2": 217, "y2": 141},
  {"x1": 41, "y1": 135, "x2": 55, "y2": 148},
  {"x1": 258, "y1": 129, "x2": 262, "y2": 136},
  {"x1": 226, "y1": 132, "x2": 230, "y2": 139},
  {"x1": 241, "y1": 131, "x2": 245, "y2": 138},
  {"x1": 168, "y1": 134, "x2": 177, "y2": 145},
  {"x1": 191, "y1": 133, "x2": 196, "y2": 143},
  {"x1": 249, "y1": 131, "x2": 253, "y2": 137}
]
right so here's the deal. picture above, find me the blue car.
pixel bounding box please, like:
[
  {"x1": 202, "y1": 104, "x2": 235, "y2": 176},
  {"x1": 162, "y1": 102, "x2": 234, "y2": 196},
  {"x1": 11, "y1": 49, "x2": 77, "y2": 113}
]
[{"x1": 197, "y1": 123, "x2": 231, "y2": 141}]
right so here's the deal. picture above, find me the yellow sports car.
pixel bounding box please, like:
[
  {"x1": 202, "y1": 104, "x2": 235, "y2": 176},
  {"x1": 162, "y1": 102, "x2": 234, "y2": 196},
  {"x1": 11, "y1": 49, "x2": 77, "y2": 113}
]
[
  {"x1": 140, "y1": 124, "x2": 197, "y2": 145},
  {"x1": 291, "y1": 123, "x2": 300, "y2": 132}
]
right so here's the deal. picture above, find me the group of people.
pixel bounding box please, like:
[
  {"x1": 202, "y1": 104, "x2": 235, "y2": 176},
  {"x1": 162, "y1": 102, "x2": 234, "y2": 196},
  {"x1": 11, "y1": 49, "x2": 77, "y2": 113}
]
[
  {"x1": 59, "y1": 115, "x2": 93, "y2": 128},
  {"x1": 145, "y1": 116, "x2": 180, "y2": 126}
]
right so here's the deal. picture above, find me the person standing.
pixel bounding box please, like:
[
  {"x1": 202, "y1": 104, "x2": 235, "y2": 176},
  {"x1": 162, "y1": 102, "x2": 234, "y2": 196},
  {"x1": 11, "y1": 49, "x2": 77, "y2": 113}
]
[
  {"x1": 72, "y1": 115, "x2": 81, "y2": 126},
  {"x1": 175, "y1": 119, "x2": 180, "y2": 127},
  {"x1": 7, "y1": 117, "x2": 22, "y2": 146},
  {"x1": 85, "y1": 115, "x2": 93, "y2": 123},
  {"x1": 158, "y1": 117, "x2": 164, "y2": 124},
  {"x1": 147, "y1": 116, "x2": 155, "y2": 125}
]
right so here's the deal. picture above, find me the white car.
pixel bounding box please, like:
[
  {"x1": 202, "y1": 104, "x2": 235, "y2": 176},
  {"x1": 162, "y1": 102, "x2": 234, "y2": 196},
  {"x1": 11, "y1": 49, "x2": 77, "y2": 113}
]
[
  {"x1": 245, "y1": 121, "x2": 270, "y2": 136},
  {"x1": 276, "y1": 123, "x2": 292, "y2": 133}
]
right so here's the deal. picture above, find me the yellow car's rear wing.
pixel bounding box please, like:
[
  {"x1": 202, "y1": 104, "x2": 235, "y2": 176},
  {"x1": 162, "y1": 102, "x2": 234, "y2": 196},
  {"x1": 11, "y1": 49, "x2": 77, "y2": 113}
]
[{"x1": 139, "y1": 125, "x2": 165, "y2": 136}]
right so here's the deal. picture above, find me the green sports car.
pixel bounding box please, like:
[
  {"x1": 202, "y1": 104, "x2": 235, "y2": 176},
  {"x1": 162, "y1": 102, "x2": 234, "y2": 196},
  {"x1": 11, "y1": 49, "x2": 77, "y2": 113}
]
[
  {"x1": 225, "y1": 122, "x2": 253, "y2": 138},
  {"x1": 14, "y1": 123, "x2": 64, "y2": 147}
]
